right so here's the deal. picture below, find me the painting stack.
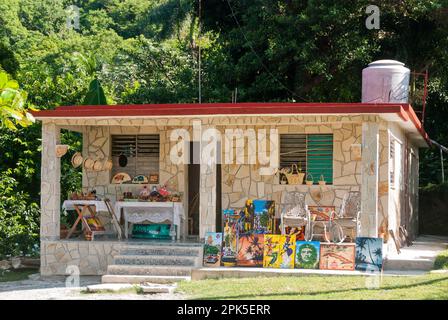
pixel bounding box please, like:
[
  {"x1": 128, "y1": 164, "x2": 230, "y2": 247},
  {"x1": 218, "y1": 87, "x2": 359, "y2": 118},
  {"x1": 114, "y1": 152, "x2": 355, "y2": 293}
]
[{"x1": 203, "y1": 199, "x2": 384, "y2": 272}]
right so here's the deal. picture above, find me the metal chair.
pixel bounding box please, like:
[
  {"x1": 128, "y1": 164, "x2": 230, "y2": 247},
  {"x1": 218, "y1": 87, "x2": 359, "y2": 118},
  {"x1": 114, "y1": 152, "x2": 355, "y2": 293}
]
[
  {"x1": 332, "y1": 191, "x2": 361, "y2": 242},
  {"x1": 280, "y1": 191, "x2": 311, "y2": 240}
]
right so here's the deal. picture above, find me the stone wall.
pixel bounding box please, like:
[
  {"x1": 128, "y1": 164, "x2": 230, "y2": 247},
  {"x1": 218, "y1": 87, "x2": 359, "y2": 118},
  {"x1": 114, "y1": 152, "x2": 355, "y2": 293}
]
[
  {"x1": 221, "y1": 123, "x2": 364, "y2": 216},
  {"x1": 41, "y1": 240, "x2": 126, "y2": 275},
  {"x1": 73, "y1": 115, "x2": 391, "y2": 237}
]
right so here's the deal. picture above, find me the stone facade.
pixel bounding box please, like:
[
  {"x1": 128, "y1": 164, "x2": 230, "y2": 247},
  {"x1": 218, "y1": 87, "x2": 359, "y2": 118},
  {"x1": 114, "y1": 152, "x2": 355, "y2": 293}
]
[
  {"x1": 38, "y1": 114, "x2": 421, "y2": 275},
  {"x1": 221, "y1": 122, "x2": 364, "y2": 217},
  {"x1": 41, "y1": 240, "x2": 125, "y2": 276},
  {"x1": 40, "y1": 123, "x2": 61, "y2": 240}
]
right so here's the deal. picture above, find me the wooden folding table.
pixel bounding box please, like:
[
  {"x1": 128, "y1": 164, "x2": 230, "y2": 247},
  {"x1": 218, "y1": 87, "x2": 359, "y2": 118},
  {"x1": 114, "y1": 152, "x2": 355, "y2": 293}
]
[{"x1": 62, "y1": 200, "x2": 109, "y2": 240}]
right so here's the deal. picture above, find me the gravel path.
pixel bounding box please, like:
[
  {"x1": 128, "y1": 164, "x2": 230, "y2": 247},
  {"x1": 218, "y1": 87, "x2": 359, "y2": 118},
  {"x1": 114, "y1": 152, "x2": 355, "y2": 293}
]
[{"x1": 0, "y1": 275, "x2": 185, "y2": 300}]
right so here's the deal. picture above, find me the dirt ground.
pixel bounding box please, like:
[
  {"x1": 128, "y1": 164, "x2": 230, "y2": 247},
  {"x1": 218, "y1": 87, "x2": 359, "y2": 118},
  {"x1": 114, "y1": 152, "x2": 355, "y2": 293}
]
[{"x1": 0, "y1": 275, "x2": 185, "y2": 300}]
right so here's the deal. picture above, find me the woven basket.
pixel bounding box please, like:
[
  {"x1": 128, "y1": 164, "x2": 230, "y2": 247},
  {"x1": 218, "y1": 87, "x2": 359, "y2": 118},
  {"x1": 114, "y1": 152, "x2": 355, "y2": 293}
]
[
  {"x1": 318, "y1": 174, "x2": 326, "y2": 186},
  {"x1": 305, "y1": 173, "x2": 314, "y2": 186},
  {"x1": 284, "y1": 164, "x2": 305, "y2": 185}
]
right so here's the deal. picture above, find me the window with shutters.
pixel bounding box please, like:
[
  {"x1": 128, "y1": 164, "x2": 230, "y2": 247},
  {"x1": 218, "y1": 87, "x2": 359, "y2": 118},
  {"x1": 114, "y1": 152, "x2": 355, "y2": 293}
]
[
  {"x1": 279, "y1": 134, "x2": 333, "y2": 184},
  {"x1": 111, "y1": 135, "x2": 160, "y2": 180}
]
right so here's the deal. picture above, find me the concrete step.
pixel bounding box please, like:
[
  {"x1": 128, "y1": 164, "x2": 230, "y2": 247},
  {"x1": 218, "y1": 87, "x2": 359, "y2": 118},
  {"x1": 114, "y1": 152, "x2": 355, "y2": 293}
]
[
  {"x1": 140, "y1": 283, "x2": 177, "y2": 294},
  {"x1": 102, "y1": 274, "x2": 191, "y2": 284},
  {"x1": 85, "y1": 283, "x2": 136, "y2": 293},
  {"x1": 383, "y1": 258, "x2": 435, "y2": 271},
  {"x1": 120, "y1": 247, "x2": 202, "y2": 257},
  {"x1": 107, "y1": 264, "x2": 193, "y2": 276},
  {"x1": 113, "y1": 254, "x2": 197, "y2": 266}
]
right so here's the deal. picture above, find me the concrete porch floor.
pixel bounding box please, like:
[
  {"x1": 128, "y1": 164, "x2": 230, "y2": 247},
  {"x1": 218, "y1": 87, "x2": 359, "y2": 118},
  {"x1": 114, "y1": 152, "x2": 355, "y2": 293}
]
[{"x1": 383, "y1": 235, "x2": 448, "y2": 271}]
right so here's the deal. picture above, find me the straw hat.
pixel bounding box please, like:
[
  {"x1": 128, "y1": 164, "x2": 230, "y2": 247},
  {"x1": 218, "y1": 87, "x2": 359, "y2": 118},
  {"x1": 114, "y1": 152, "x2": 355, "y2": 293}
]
[
  {"x1": 103, "y1": 159, "x2": 113, "y2": 171},
  {"x1": 93, "y1": 160, "x2": 103, "y2": 171},
  {"x1": 56, "y1": 145, "x2": 69, "y2": 158},
  {"x1": 83, "y1": 158, "x2": 95, "y2": 170},
  {"x1": 71, "y1": 152, "x2": 83, "y2": 168}
]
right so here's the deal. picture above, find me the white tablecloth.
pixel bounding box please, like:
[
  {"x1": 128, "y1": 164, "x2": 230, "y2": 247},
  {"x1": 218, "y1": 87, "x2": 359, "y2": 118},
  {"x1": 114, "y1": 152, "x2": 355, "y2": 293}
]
[
  {"x1": 62, "y1": 200, "x2": 109, "y2": 213},
  {"x1": 114, "y1": 201, "x2": 185, "y2": 239}
]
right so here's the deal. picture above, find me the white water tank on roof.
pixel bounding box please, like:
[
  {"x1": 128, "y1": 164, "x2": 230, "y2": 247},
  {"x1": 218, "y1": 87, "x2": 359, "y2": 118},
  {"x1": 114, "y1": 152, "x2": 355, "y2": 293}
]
[{"x1": 362, "y1": 60, "x2": 410, "y2": 103}]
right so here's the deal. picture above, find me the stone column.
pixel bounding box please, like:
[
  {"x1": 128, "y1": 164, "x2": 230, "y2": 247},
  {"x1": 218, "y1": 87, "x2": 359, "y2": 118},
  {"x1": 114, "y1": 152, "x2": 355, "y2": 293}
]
[
  {"x1": 198, "y1": 122, "x2": 218, "y2": 239},
  {"x1": 360, "y1": 122, "x2": 379, "y2": 237},
  {"x1": 40, "y1": 122, "x2": 61, "y2": 240}
]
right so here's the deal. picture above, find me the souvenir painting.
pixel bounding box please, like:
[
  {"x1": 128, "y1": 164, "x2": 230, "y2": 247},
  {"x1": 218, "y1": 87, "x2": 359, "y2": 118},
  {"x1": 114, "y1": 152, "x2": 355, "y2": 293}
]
[
  {"x1": 355, "y1": 237, "x2": 383, "y2": 272},
  {"x1": 319, "y1": 243, "x2": 355, "y2": 271},
  {"x1": 203, "y1": 232, "x2": 223, "y2": 267},
  {"x1": 308, "y1": 206, "x2": 335, "y2": 221},
  {"x1": 85, "y1": 216, "x2": 105, "y2": 232},
  {"x1": 295, "y1": 241, "x2": 320, "y2": 269},
  {"x1": 221, "y1": 209, "x2": 239, "y2": 266},
  {"x1": 279, "y1": 235, "x2": 296, "y2": 268},
  {"x1": 263, "y1": 235, "x2": 281, "y2": 268},
  {"x1": 263, "y1": 235, "x2": 296, "y2": 269},
  {"x1": 132, "y1": 174, "x2": 149, "y2": 184},
  {"x1": 253, "y1": 200, "x2": 275, "y2": 234},
  {"x1": 236, "y1": 234, "x2": 264, "y2": 267},
  {"x1": 238, "y1": 199, "x2": 255, "y2": 233},
  {"x1": 285, "y1": 226, "x2": 306, "y2": 241}
]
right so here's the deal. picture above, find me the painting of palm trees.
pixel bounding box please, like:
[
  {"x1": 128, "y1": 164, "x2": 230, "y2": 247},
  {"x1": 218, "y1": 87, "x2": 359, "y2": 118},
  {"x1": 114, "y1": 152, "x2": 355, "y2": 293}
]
[
  {"x1": 253, "y1": 200, "x2": 275, "y2": 234},
  {"x1": 355, "y1": 237, "x2": 383, "y2": 272},
  {"x1": 236, "y1": 234, "x2": 264, "y2": 267}
]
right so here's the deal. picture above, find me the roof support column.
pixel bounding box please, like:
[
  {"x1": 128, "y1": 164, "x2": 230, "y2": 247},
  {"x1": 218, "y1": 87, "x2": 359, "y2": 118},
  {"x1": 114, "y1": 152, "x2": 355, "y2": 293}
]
[
  {"x1": 360, "y1": 122, "x2": 379, "y2": 237},
  {"x1": 40, "y1": 122, "x2": 61, "y2": 240},
  {"x1": 197, "y1": 121, "x2": 218, "y2": 239}
]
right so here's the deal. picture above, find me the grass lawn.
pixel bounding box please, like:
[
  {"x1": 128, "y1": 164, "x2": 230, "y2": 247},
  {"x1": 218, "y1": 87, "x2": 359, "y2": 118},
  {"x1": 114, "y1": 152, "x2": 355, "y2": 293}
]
[
  {"x1": 434, "y1": 250, "x2": 448, "y2": 270},
  {"x1": 0, "y1": 268, "x2": 37, "y2": 283},
  {"x1": 177, "y1": 274, "x2": 448, "y2": 300}
]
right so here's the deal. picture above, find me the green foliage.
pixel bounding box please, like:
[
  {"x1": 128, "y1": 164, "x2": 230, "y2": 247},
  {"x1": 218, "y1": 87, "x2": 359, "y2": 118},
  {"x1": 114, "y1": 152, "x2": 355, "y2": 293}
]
[
  {"x1": 0, "y1": 172, "x2": 40, "y2": 259},
  {"x1": 0, "y1": 71, "x2": 34, "y2": 130},
  {"x1": 434, "y1": 250, "x2": 448, "y2": 270},
  {"x1": 83, "y1": 78, "x2": 107, "y2": 105}
]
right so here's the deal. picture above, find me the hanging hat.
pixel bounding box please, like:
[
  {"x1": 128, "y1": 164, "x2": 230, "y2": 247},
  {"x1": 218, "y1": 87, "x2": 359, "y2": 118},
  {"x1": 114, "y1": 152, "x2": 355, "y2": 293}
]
[
  {"x1": 56, "y1": 144, "x2": 69, "y2": 158},
  {"x1": 103, "y1": 159, "x2": 113, "y2": 171},
  {"x1": 71, "y1": 152, "x2": 83, "y2": 168},
  {"x1": 83, "y1": 158, "x2": 95, "y2": 170},
  {"x1": 93, "y1": 160, "x2": 103, "y2": 171}
]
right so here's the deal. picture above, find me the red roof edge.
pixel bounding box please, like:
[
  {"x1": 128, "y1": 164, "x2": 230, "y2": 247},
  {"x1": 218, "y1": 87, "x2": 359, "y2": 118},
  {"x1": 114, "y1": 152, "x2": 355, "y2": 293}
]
[{"x1": 30, "y1": 102, "x2": 429, "y2": 146}]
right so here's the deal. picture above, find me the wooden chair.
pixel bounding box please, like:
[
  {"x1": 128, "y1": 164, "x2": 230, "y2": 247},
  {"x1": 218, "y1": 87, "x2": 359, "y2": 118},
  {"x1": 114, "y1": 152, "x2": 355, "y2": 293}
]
[{"x1": 280, "y1": 191, "x2": 311, "y2": 240}]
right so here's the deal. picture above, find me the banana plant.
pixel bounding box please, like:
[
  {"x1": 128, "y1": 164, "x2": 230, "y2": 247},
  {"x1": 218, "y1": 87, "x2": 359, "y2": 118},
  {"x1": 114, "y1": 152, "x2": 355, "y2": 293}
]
[{"x1": 0, "y1": 71, "x2": 34, "y2": 130}]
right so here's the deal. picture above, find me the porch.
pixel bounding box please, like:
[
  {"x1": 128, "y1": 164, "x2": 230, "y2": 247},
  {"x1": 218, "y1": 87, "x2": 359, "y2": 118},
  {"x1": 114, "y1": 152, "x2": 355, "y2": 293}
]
[
  {"x1": 34, "y1": 103, "x2": 427, "y2": 276},
  {"x1": 41, "y1": 238, "x2": 203, "y2": 277}
]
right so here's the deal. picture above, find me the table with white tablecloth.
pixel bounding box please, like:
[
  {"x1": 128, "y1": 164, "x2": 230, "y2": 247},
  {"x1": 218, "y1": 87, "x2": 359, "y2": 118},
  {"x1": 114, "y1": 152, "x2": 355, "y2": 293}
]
[
  {"x1": 114, "y1": 201, "x2": 185, "y2": 240},
  {"x1": 62, "y1": 200, "x2": 109, "y2": 213}
]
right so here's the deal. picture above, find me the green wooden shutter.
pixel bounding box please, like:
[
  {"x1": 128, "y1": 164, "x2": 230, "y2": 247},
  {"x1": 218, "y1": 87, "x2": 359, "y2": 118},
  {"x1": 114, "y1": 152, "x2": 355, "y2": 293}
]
[{"x1": 306, "y1": 134, "x2": 333, "y2": 184}]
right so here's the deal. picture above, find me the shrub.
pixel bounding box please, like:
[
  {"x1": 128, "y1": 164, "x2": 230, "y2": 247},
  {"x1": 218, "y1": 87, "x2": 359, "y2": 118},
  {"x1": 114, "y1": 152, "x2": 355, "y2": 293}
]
[{"x1": 0, "y1": 173, "x2": 40, "y2": 259}]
